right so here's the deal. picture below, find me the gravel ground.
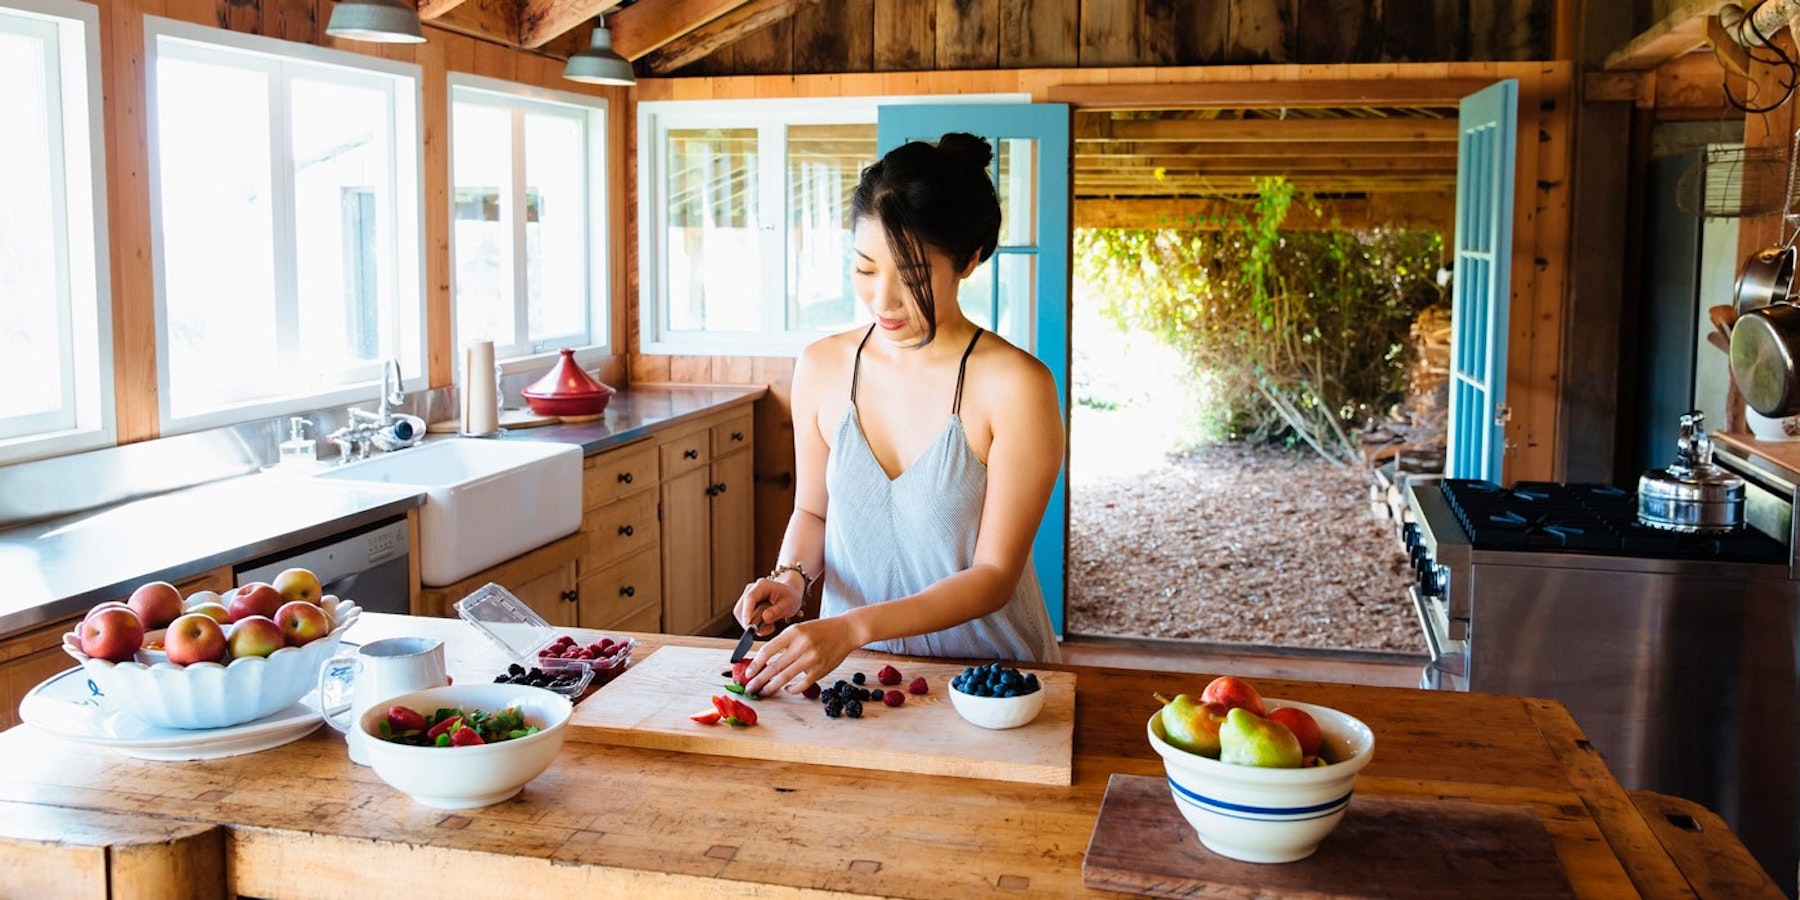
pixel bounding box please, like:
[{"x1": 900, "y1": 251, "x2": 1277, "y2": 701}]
[{"x1": 1068, "y1": 443, "x2": 1420, "y2": 653}]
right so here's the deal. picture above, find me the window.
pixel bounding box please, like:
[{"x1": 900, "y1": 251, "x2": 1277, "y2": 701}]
[
  {"x1": 0, "y1": 0, "x2": 112, "y2": 464},
  {"x1": 450, "y1": 76, "x2": 609, "y2": 365},
  {"x1": 147, "y1": 19, "x2": 423, "y2": 431},
  {"x1": 637, "y1": 96, "x2": 1022, "y2": 357}
]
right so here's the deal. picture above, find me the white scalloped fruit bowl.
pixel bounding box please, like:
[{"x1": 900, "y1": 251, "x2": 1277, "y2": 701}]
[{"x1": 62, "y1": 599, "x2": 361, "y2": 730}]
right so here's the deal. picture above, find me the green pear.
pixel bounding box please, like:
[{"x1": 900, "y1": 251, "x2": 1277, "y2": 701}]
[
  {"x1": 1218, "y1": 707, "x2": 1304, "y2": 768},
  {"x1": 1155, "y1": 693, "x2": 1228, "y2": 758}
]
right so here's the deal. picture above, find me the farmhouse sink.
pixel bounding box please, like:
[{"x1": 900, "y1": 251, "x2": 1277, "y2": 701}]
[{"x1": 316, "y1": 438, "x2": 582, "y2": 587}]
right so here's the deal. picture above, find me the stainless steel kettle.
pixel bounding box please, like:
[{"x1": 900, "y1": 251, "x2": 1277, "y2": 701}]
[{"x1": 1637, "y1": 411, "x2": 1744, "y2": 533}]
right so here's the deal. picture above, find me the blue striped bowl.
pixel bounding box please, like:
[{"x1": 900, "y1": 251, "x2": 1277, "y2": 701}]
[{"x1": 1147, "y1": 698, "x2": 1375, "y2": 863}]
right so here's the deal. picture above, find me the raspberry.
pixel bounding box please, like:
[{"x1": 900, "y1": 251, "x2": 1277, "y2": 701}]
[
  {"x1": 908, "y1": 676, "x2": 928, "y2": 695},
  {"x1": 877, "y1": 664, "x2": 903, "y2": 686},
  {"x1": 883, "y1": 691, "x2": 904, "y2": 707},
  {"x1": 803, "y1": 683, "x2": 822, "y2": 701}
]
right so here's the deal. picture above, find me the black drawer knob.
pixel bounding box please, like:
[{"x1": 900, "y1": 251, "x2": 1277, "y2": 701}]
[
  {"x1": 618, "y1": 525, "x2": 634, "y2": 537},
  {"x1": 715, "y1": 482, "x2": 727, "y2": 495},
  {"x1": 560, "y1": 589, "x2": 578, "y2": 603},
  {"x1": 618, "y1": 472, "x2": 633, "y2": 484},
  {"x1": 620, "y1": 585, "x2": 635, "y2": 598},
  {"x1": 731, "y1": 431, "x2": 743, "y2": 441},
  {"x1": 683, "y1": 448, "x2": 698, "y2": 459}
]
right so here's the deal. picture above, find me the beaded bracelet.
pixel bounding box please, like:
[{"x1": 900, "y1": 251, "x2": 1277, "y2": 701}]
[{"x1": 768, "y1": 561, "x2": 814, "y2": 616}]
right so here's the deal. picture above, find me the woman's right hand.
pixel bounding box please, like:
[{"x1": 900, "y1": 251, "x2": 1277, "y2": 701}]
[{"x1": 734, "y1": 576, "x2": 803, "y2": 635}]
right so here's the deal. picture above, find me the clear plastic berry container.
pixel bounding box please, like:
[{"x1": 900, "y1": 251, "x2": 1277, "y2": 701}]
[{"x1": 454, "y1": 583, "x2": 636, "y2": 685}]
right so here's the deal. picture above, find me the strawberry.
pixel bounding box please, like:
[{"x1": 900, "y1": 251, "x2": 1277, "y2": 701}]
[
  {"x1": 385, "y1": 706, "x2": 427, "y2": 733},
  {"x1": 690, "y1": 710, "x2": 722, "y2": 725},
  {"x1": 426, "y1": 715, "x2": 463, "y2": 741},
  {"x1": 727, "y1": 697, "x2": 758, "y2": 726},
  {"x1": 449, "y1": 725, "x2": 485, "y2": 746},
  {"x1": 711, "y1": 695, "x2": 734, "y2": 719},
  {"x1": 731, "y1": 658, "x2": 752, "y2": 685}
]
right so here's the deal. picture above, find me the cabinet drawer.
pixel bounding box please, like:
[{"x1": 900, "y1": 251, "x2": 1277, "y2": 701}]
[
  {"x1": 583, "y1": 440, "x2": 658, "y2": 510},
  {"x1": 659, "y1": 430, "x2": 710, "y2": 478},
  {"x1": 577, "y1": 548, "x2": 661, "y2": 630},
  {"x1": 583, "y1": 490, "x2": 659, "y2": 571},
  {"x1": 711, "y1": 413, "x2": 753, "y2": 457},
  {"x1": 608, "y1": 601, "x2": 661, "y2": 634}
]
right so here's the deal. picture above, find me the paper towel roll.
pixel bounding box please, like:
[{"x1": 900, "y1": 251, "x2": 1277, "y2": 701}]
[{"x1": 462, "y1": 340, "x2": 499, "y2": 436}]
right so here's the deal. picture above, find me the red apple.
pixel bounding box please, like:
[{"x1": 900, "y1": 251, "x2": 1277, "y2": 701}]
[
  {"x1": 84, "y1": 601, "x2": 132, "y2": 622},
  {"x1": 164, "y1": 613, "x2": 228, "y2": 665},
  {"x1": 1267, "y1": 706, "x2": 1323, "y2": 759},
  {"x1": 186, "y1": 602, "x2": 231, "y2": 625},
  {"x1": 226, "y1": 615, "x2": 285, "y2": 659},
  {"x1": 1200, "y1": 675, "x2": 1267, "y2": 717},
  {"x1": 272, "y1": 567, "x2": 322, "y2": 605},
  {"x1": 127, "y1": 581, "x2": 184, "y2": 629},
  {"x1": 227, "y1": 582, "x2": 284, "y2": 623},
  {"x1": 78, "y1": 606, "x2": 145, "y2": 662},
  {"x1": 273, "y1": 601, "x2": 331, "y2": 646}
]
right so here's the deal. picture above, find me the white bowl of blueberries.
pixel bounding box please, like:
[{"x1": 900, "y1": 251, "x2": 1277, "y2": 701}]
[{"x1": 949, "y1": 663, "x2": 1046, "y2": 730}]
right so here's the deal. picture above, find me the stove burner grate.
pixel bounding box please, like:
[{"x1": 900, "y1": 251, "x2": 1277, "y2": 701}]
[{"x1": 1435, "y1": 480, "x2": 1786, "y2": 562}]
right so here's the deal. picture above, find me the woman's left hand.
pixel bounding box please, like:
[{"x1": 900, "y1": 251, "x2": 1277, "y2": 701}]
[{"x1": 743, "y1": 616, "x2": 859, "y2": 696}]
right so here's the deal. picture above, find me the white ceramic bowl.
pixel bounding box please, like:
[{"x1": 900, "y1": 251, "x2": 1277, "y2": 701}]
[
  {"x1": 61, "y1": 600, "x2": 361, "y2": 730},
  {"x1": 948, "y1": 680, "x2": 1048, "y2": 729},
  {"x1": 1147, "y1": 698, "x2": 1375, "y2": 863},
  {"x1": 357, "y1": 683, "x2": 571, "y2": 810}
]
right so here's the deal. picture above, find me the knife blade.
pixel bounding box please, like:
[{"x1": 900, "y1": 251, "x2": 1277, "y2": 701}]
[{"x1": 729, "y1": 625, "x2": 757, "y2": 664}]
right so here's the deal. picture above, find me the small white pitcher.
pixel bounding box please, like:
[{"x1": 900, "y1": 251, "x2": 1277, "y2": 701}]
[{"x1": 318, "y1": 636, "x2": 448, "y2": 765}]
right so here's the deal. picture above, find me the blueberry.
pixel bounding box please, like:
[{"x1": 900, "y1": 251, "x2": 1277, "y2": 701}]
[
  {"x1": 870, "y1": 689, "x2": 885, "y2": 702},
  {"x1": 1024, "y1": 674, "x2": 1040, "y2": 692},
  {"x1": 852, "y1": 672, "x2": 866, "y2": 685}
]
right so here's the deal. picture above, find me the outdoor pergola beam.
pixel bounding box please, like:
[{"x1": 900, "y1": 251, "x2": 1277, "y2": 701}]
[
  {"x1": 1604, "y1": 0, "x2": 1734, "y2": 70},
  {"x1": 635, "y1": 0, "x2": 822, "y2": 72},
  {"x1": 1076, "y1": 117, "x2": 1459, "y2": 143},
  {"x1": 1080, "y1": 140, "x2": 1457, "y2": 159},
  {"x1": 1048, "y1": 79, "x2": 1496, "y2": 110},
  {"x1": 518, "y1": 0, "x2": 625, "y2": 49},
  {"x1": 607, "y1": 0, "x2": 754, "y2": 58},
  {"x1": 1076, "y1": 156, "x2": 1456, "y2": 174}
]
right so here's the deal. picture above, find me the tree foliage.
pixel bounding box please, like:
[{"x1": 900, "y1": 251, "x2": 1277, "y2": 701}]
[{"x1": 1076, "y1": 179, "x2": 1444, "y2": 465}]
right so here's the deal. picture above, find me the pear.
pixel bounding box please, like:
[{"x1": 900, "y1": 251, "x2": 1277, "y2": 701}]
[
  {"x1": 1155, "y1": 693, "x2": 1228, "y2": 758},
  {"x1": 1218, "y1": 707, "x2": 1304, "y2": 768}
]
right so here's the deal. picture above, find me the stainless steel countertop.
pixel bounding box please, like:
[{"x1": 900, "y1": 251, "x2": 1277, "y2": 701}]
[{"x1": 0, "y1": 384, "x2": 765, "y2": 637}]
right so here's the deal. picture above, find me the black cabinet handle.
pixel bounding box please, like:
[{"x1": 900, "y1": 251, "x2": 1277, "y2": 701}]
[
  {"x1": 731, "y1": 431, "x2": 744, "y2": 441},
  {"x1": 683, "y1": 448, "x2": 699, "y2": 459},
  {"x1": 618, "y1": 472, "x2": 633, "y2": 484},
  {"x1": 620, "y1": 585, "x2": 635, "y2": 598},
  {"x1": 618, "y1": 525, "x2": 634, "y2": 537},
  {"x1": 715, "y1": 482, "x2": 727, "y2": 495},
  {"x1": 560, "y1": 589, "x2": 578, "y2": 603}
]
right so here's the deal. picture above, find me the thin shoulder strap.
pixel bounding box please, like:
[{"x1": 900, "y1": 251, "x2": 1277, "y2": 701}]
[
  {"x1": 849, "y1": 324, "x2": 877, "y2": 404},
  {"x1": 951, "y1": 328, "x2": 983, "y2": 416}
]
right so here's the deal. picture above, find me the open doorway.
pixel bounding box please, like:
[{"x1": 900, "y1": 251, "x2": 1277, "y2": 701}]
[{"x1": 1062, "y1": 96, "x2": 1472, "y2": 655}]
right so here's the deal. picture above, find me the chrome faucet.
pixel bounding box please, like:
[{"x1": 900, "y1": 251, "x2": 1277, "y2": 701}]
[{"x1": 328, "y1": 359, "x2": 420, "y2": 463}]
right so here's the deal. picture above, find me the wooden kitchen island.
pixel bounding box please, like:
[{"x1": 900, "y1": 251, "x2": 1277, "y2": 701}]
[{"x1": 0, "y1": 614, "x2": 1780, "y2": 898}]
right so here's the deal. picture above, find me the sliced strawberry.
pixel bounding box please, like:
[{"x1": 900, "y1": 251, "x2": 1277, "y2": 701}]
[
  {"x1": 727, "y1": 697, "x2": 758, "y2": 726},
  {"x1": 690, "y1": 710, "x2": 722, "y2": 725},
  {"x1": 449, "y1": 725, "x2": 485, "y2": 746},
  {"x1": 711, "y1": 695, "x2": 734, "y2": 719},
  {"x1": 730, "y1": 658, "x2": 752, "y2": 686},
  {"x1": 425, "y1": 715, "x2": 463, "y2": 740}
]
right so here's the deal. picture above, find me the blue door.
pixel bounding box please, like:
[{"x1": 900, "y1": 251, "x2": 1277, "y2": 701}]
[
  {"x1": 877, "y1": 103, "x2": 1071, "y2": 636},
  {"x1": 1447, "y1": 81, "x2": 1518, "y2": 482}
]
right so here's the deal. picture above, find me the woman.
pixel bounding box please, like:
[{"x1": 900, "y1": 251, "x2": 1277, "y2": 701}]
[{"x1": 733, "y1": 133, "x2": 1064, "y2": 696}]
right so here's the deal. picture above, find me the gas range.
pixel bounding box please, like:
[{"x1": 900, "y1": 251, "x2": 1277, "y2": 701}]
[{"x1": 1405, "y1": 476, "x2": 1799, "y2": 891}]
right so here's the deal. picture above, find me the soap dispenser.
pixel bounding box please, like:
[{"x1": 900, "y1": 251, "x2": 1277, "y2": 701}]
[{"x1": 279, "y1": 417, "x2": 317, "y2": 468}]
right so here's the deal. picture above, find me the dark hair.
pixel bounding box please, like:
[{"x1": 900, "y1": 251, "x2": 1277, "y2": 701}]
[{"x1": 850, "y1": 132, "x2": 1001, "y2": 346}]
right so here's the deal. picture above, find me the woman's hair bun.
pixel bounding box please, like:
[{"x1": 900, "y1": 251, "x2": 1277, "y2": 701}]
[{"x1": 936, "y1": 132, "x2": 993, "y2": 170}]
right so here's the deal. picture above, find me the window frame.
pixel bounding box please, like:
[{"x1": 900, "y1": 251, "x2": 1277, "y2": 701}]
[
  {"x1": 143, "y1": 16, "x2": 425, "y2": 435},
  {"x1": 636, "y1": 93, "x2": 1026, "y2": 358},
  {"x1": 447, "y1": 73, "x2": 613, "y2": 376},
  {"x1": 0, "y1": 0, "x2": 113, "y2": 465}
]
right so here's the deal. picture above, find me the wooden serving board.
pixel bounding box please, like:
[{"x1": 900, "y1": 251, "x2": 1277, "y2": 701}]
[
  {"x1": 566, "y1": 646, "x2": 1075, "y2": 785},
  {"x1": 426, "y1": 408, "x2": 561, "y2": 432},
  {"x1": 1083, "y1": 774, "x2": 1575, "y2": 899}
]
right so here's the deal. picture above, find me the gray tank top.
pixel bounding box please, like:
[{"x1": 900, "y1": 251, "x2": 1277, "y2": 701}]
[{"x1": 821, "y1": 326, "x2": 1061, "y2": 663}]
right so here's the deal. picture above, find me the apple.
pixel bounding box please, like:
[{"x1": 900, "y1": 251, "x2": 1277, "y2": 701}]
[
  {"x1": 272, "y1": 567, "x2": 322, "y2": 605},
  {"x1": 183, "y1": 589, "x2": 222, "y2": 610},
  {"x1": 78, "y1": 606, "x2": 145, "y2": 662},
  {"x1": 164, "y1": 613, "x2": 227, "y2": 665},
  {"x1": 186, "y1": 602, "x2": 232, "y2": 625},
  {"x1": 226, "y1": 615, "x2": 285, "y2": 659},
  {"x1": 127, "y1": 581, "x2": 184, "y2": 630},
  {"x1": 84, "y1": 601, "x2": 132, "y2": 622},
  {"x1": 274, "y1": 601, "x2": 331, "y2": 646},
  {"x1": 1267, "y1": 706, "x2": 1323, "y2": 760},
  {"x1": 227, "y1": 582, "x2": 284, "y2": 623},
  {"x1": 1200, "y1": 675, "x2": 1267, "y2": 717}
]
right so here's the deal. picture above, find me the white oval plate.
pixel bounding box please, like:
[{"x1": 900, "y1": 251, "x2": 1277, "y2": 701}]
[{"x1": 19, "y1": 665, "x2": 323, "y2": 761}]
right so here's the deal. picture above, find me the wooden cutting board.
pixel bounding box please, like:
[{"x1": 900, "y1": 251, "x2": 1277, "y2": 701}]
[
  {"x1": 426, "y1": 408, "x2": 562, "y2": 433},
  {"x1": 566, "y1": 646, "x2": 1075, "y2": 785},
  {"x1": 1083, "y1": 774, "x2": 1575, "y2": 899}
]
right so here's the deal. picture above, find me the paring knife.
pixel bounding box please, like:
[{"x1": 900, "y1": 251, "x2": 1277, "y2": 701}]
[{"x1": 729, "y1": 625, "x2": 757, "y2": 664}]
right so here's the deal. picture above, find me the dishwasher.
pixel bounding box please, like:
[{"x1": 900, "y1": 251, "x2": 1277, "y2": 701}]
[{"x1": 235, "y1": 516, "x2": 412, "y2": 615}]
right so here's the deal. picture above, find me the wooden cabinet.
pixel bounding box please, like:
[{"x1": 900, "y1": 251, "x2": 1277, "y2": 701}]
[
  {"x1": 660, "y1": 411, "x2": 756, "y2": 635},
  {"x1": 0, "y1": 567, "x2": 231, "y2": 731},
  {"x1": 576, "y1": 439, "x2": 662, "y2": 632},
  {"x1": 417, "y1": 533, "x2": 583, "y2": 622}
]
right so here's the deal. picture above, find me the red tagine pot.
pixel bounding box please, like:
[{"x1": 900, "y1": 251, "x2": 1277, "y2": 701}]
[{"x1": 521, "y1": 349, "x2": 616, "y2": 417}]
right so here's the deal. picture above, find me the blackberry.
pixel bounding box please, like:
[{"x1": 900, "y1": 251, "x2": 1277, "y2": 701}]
[
  {"x1": 493, "y1": 674, "x2": 509, "y2": 683},
  {"x1": 845, "y1": 700, "x2": 863, "y2": 719},
  {"x1": 824, "y1": 703, "x2": 843, "y2": 719},
  {"x1": 852, "y1": 672, "x2": 866, "y2": 685},
  {"x1": 508, "y1": 663, "x2": 526, "y2": 676}
]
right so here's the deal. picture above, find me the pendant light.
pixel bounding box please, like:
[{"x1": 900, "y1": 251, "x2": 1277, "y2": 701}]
[
  {"x1": 563, "y1": 19, "x2": 636, "y2": 86},
  {"x1": 326, "y1": 0, "x2": 426, "y2": 44}
]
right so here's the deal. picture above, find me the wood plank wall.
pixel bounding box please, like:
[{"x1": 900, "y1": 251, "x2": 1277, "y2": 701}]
[
  {"x1": 97, "y1": 0, "x2": 630, "y2": 445},
  {"x1": 636, "y1": 63, "x2": 1576, "y2": 566},
  {"x1": 676, "y1": 0, "x2": 1555, "y2": 76}
]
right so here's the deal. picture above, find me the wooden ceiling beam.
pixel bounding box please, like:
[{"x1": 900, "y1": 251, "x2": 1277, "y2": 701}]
[
  {"x1": 1075, "y1": 193, "x2": 1454, "y2": 231},
  {"x1": 1076, "y1": 116, "x2": 1460, "y2": 143},
  {"x1": 607, "y1": 0, "x2": 753, "y2": 58},
  {"x1": 518, "y1": 0, "x2": 625, "y2": 49},
  {"x1": 1079, "y1": 140, "x2": 1456, "y2": 159},
  {"x1": 425, "y1": 0, "x2": 519, "y2": 45},
  {"x1": 1048, "y1": 79, "x2": 1494, "y2": 110},
  {"x1": 1075, "y1": 177, "x2": 1458, "y2": 195},
  {"x1": 1604, "y1": 0, "x2": 1733, "y2": 71},
  {"x1": 636, "y1": 0, "x2": 823, "y2": 73},
  {"x1": 1077, "y1": 155, "x2": 1456, "y2": 172},
  {"x1": 418, "y1": 0, "x2": 470, "y2": 18}
]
